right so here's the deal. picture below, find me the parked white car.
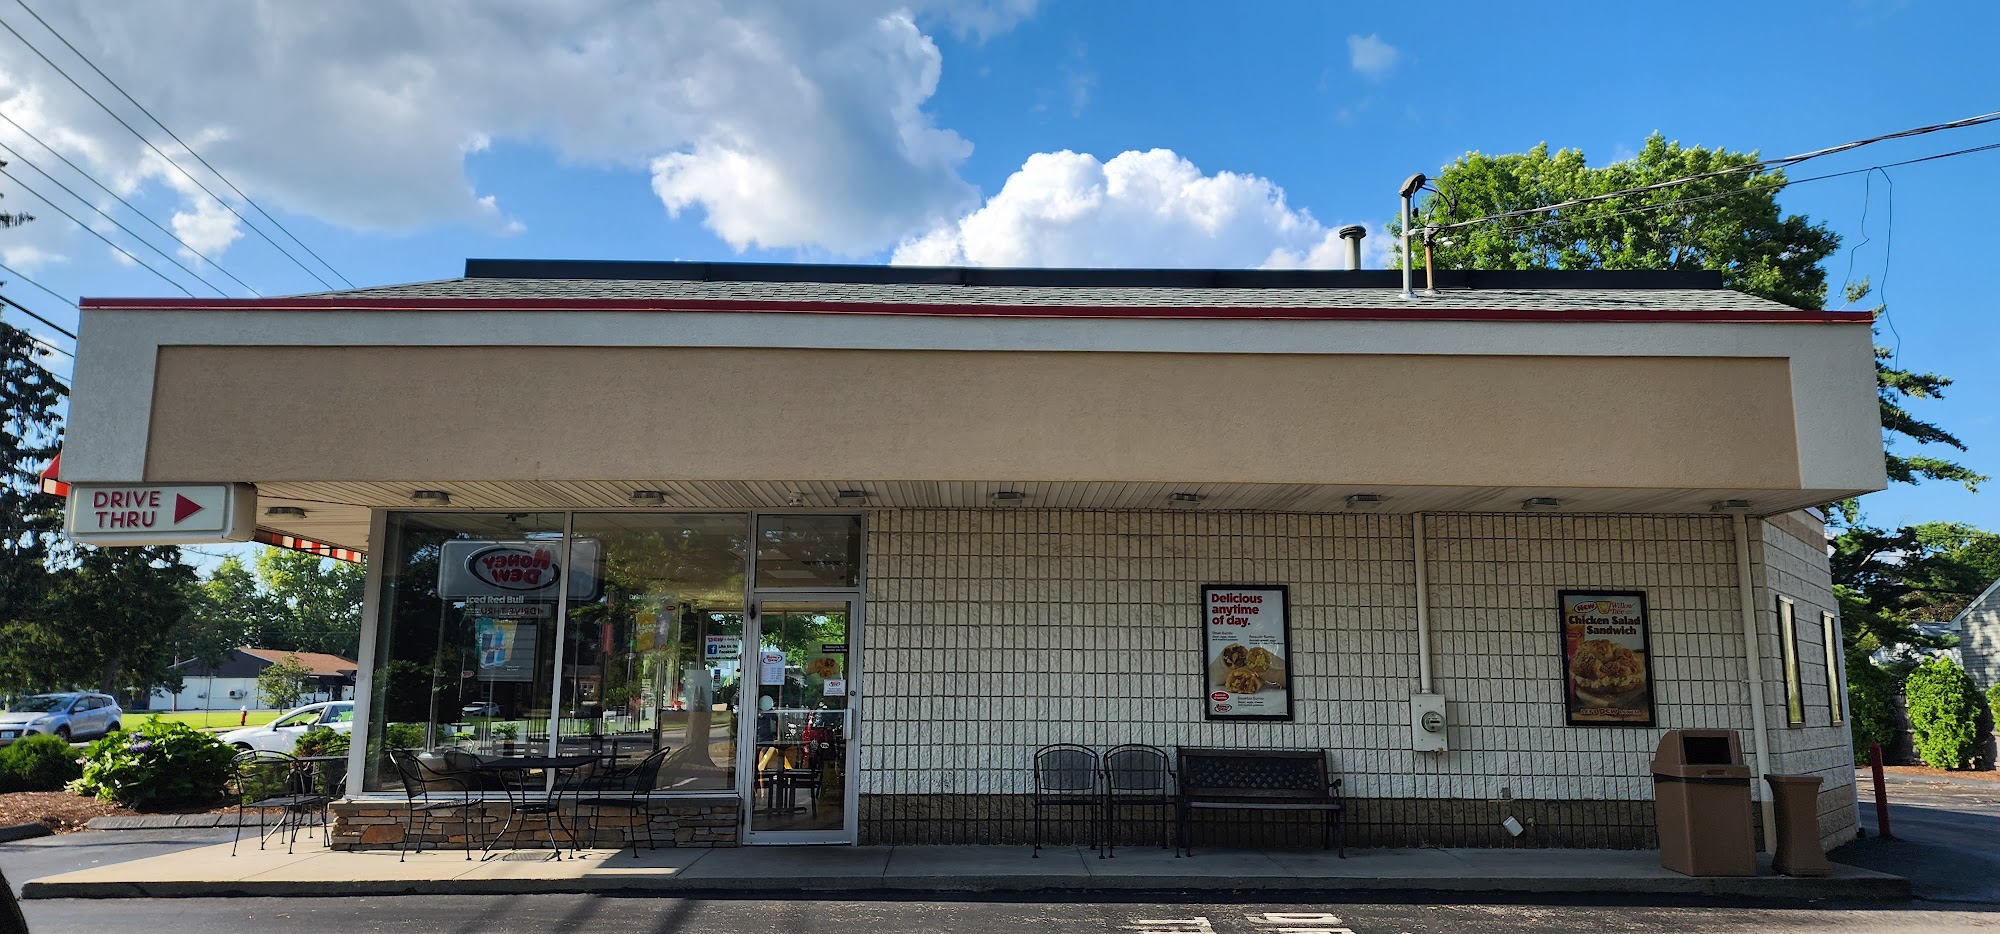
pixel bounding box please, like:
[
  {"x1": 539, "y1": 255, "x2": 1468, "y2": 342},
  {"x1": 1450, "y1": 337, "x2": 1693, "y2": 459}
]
[{"x1": 218, "y1": 701, "x2": 354, "y2": 753}]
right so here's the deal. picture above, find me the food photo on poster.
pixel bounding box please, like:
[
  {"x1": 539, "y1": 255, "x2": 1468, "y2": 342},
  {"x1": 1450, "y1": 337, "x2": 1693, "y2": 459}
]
[
  {"x1": 1201, "y1": 584, "x2": 1292, "y2": 720},
  {"x1": 1559, "y1": 590, "x2": 1654, "y2": 726}
]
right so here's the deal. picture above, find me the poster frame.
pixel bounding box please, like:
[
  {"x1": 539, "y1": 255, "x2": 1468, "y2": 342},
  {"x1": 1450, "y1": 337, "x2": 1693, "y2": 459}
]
[
  {"x1": 1199, "y1": 583, "x2": 1295, "y2": 722},
  {"x1": 1557, "y1": 588, "x2": 1657, "y2": 728}
]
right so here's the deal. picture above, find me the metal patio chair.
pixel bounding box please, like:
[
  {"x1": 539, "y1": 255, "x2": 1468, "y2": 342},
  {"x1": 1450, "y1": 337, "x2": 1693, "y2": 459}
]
[
  {"x1": 1031, "y1": 743, "x2": 1101, "y2": 856},
  {"x1": 576, "y1": 747, "x2": 671, "y2": 857},
  {"x1": 229, "y1": 750, "x2": 333, "y2": 856},
  {"x1": 1100, "y1": 743, "x2": 1174, "y2": 858},
  {"x1": 387, "y1": 749, "x2": 476, "y2": 862}
]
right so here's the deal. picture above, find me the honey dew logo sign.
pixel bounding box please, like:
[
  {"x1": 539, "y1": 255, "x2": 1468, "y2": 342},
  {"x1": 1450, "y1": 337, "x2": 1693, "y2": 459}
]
[
  {"x1": 1201, "y1": 584, "x2": 1292, "y2": 721},
  {"x1": 1559, "y1": 590, "x2": 1654, "y2": 726},
  {"x1": 438, "y1": 539, "x2": 604, "y2": 602}
]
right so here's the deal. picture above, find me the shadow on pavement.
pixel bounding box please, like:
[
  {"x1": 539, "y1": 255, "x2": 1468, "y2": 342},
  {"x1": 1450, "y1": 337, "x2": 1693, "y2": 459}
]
[{"x1": 1834, "y1": 797, "x2": 2000, "y2": 907}]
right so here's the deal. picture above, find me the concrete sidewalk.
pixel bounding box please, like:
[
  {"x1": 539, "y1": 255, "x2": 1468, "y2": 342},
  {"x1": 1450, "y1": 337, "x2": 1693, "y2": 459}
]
[{"x1": 21, "y1": 837, "x2": 1908, "y2": 901}]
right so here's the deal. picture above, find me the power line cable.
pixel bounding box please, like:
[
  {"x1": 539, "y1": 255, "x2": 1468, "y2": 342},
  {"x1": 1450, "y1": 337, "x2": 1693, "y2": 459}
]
[
  {"x1": 0, "y1": 291, "x2": 75, "y2": 340},
  {"x1": 0, "y1": 166, "x2": 193, "y2": 295},
  {"x1": 0, "y1": 11, "x2": 338, "y2": 290},
  {"x1": 12, "y1": 0, "x2": 353, "y2": 289},
  {"x1": 0, "y1": 256, "x2": 76, "y2": 307},
  {"x1": 0, "y1": 140, "x2": 231, "y2": 296},
  {"x1": 0, "y1": 109, "x2": 262, "y2": 295},
  {"x1": 1430, "y1": 110, "x2": 2000, "y2": 233}
]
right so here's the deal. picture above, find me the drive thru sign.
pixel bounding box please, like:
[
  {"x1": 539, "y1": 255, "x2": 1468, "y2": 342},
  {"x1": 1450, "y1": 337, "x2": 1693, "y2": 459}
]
[{"x1": 65, "y1": 483, "x2": 256, "y2": 546}]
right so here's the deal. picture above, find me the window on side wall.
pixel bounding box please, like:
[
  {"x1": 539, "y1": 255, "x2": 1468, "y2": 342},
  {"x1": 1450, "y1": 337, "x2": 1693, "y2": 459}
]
[
  {"x1": 1777, "y1": 596, "x2": 1804, "y2": 727},
  {"x1": 1823, "y1": 611, "x2": 1845, "y2": 725}
]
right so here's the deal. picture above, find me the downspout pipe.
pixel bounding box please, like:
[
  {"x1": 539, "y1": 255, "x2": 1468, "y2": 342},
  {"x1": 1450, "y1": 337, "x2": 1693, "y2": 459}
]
[
  {"x1": 1414, "y1": 512, "x2": 1433, "y2": 694},
  {"x1": 1733, "y1": 512, "x2": 1778, "y2": 853}
]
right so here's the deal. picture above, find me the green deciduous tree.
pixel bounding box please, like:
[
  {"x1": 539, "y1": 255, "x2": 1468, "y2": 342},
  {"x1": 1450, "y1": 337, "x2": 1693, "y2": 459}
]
[
  {"x1": 255, "y1": 652, "x2": 313, "y2": 709},
  {"x1": 39, "y1": 544, "x2": 197, "y2": 697},
  {"x1": 255, "y1": 548, "x2": 365, "y2": 658}
]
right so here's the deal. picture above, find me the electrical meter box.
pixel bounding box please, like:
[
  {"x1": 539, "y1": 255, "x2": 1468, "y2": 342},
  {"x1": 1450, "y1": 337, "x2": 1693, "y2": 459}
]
[{"x1": 1411, "y1": 693, "x2": 1447, "y2": 753}]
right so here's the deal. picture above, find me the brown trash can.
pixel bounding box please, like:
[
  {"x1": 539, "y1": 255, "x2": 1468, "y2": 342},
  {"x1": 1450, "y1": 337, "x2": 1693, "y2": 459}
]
[
  {"x1": 1651, "y1": 730, "x2": 1756, "y2": 877},
  {"x1": 1764, "y1": 774, "x2": 1831, "y2": 877}
]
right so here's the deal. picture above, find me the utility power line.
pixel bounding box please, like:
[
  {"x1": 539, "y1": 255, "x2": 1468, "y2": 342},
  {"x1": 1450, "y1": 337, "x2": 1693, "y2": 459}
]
[
  {"x1": 0, "y1": 142, "x2": 231, "y2": 296},
  {"x1": 1430, "y1": 109, "x2": 2000, "y2": 233},
  {"x1": 0, "y1": 291, "x2": 75, "y2": 340},
  {"x1": 0, "y1": 9, "x2": 340, "y2": 290},
  {"x1": 0, "y1": 167, "x2": 193, "y2": 295},
  {"x1": 0, "y1": 109, "x2": 263, "y2": 296},
  {"x1": 0, "y1": 256, "x2": 73, "y2": 307}
]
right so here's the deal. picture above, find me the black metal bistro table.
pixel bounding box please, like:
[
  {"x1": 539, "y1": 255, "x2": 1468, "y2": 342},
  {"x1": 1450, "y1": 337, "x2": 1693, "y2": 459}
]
[{"x1": 472, "y1": 754, "x2": 604, "y2": 860}]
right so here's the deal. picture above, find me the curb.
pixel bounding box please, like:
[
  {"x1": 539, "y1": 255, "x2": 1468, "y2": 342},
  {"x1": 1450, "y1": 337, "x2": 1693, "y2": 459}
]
[
  {"x1": 0, "y1": 823, "x2": 52, "y2": 843},
  {"x1": 20, "y1": 869, "x2": 1911, "y2": 902},
  {"x1": 85, "y1": 815, "x2": 233, "y2": 831}
]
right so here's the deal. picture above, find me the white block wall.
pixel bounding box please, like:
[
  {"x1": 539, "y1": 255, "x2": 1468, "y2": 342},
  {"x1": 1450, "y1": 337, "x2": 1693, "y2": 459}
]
[
  {"x1": 859, "y1": 509, "x2": 1854, "y2": 847},
  {"x1": 1751, "y1": 514, "x2": 1860, "y2": 849}
]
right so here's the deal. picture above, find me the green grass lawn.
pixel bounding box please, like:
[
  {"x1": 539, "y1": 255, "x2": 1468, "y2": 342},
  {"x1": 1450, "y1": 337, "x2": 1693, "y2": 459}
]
[{"x1": 132, "y1": 709, "x2": 283, "y2": 730}]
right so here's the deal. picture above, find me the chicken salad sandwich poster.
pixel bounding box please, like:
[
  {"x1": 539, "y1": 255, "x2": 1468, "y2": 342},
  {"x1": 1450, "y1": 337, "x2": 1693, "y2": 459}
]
[
  {"x1": 1202, "y1": 584, "x2": 1293, "y2": 720},
  {"x1": 1559, "y1": 590, "x2": 1655, "y2": 726}
]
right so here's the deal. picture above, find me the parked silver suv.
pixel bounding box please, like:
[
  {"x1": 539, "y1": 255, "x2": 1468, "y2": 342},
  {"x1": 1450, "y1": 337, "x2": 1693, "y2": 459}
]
[{"x1": 0, "y1": 693, "x2": 123, "y2": 745}]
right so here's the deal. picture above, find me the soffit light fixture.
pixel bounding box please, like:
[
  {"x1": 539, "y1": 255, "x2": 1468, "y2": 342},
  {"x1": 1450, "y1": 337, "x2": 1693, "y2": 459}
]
[
  {"x1": 264, "y1": 506, "x2": 307, "y2": 519},
  {"x1": 1167, "y1": 492, "x2": 1204, "y2": 507},
  {"x1": 1710, "y1": 499, "x2": 1753, "y2": 513},
  {"x1": 1521, "y1": 497, "x2": 1562, "y2": 511},
  {"x1": 834, "y1": 490, "x2": 870, "y2": 506},
  {"x1": 1344, "y1": 493, "x2": 1386, "y2": 510},
  {"x1": 990, "y1": 491, "x2": 1027, "y2": 505},
  {"x1": 410, "y1": 490, "x2": 451, "y2": 506},
  {"x1": 629, "y1": 489, "x2": 668, "y2": 506}
]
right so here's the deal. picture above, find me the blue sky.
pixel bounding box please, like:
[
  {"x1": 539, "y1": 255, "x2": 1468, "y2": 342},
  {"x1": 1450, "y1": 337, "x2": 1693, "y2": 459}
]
[{"x1": 2, "y1": 0, "x2": 1997, "y2": 538}]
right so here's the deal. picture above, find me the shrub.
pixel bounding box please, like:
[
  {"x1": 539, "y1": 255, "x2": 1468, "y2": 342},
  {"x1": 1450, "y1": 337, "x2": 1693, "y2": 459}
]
[
  {"x1": 294, "y1": 727, "x2": 350, "y2": 759},
  {"x1": 0, "y1": 735, "x2": 83, "y2": 792},
  {"x1": 67, "y1": 717, "x2": 236, "y2": 810},
  {"x1": 383, "y1": 722, "x2": 425, "y2": 750},
  {"x1": 1905, "y1": 657, "x2": 1985, "y2": 770},
  {"x1": 1847, "y1": 656, "x2": 1902, "y2": 764}
]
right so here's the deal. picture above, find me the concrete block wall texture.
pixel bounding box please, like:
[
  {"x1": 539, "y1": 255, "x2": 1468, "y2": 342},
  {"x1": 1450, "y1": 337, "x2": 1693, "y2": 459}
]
[
  {"x1": 1750, "y1": 515, "x2": 1860, "y2": 851},
  {"x1": 859, "y1": 509, "x2": 1852, "y2": 849}
]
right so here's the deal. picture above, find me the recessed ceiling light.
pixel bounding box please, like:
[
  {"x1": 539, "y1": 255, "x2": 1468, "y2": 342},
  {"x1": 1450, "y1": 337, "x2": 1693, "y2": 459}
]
[
  {"x1": 834, "y1": 490, "x2": 870, "y2": 506},
  {"x1": 1344, "y1": 493, "x2": 1386, "y2": 510},
  {"x1": 629, "y1": 489, "x2": 668, "y2": 505},
  {"x1": 264, "y1": 506, "x2": 307, "y2": 519},
  {"x1": 1167, "y1": 492, "x2": 1204, "y2": 507},
  {"x1": 1710, "y1": 499, "x2": 1752, "y2": 513},
  {"x1": 990, "y1": 491, "x2": 1026, "y2": 505},
  {"x1": 410, "y1": 490, "x2": 451, "y2": 505},
  {"x1": 1521, "y1": 497, "x2": 1561, "y2": 511}
]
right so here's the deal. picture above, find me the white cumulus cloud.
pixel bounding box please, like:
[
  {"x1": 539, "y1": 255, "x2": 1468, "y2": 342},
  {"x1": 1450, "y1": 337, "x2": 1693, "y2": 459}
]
[
  {"x1": 1347, "y1": 34, "x2": 1399, "y2": 80},
  {"x1": 891, "y1": 149, "x2": 1381, "y2": 269},
  {"x1": 0, "y1": 0, "x2": 1031, "y2": 265}
]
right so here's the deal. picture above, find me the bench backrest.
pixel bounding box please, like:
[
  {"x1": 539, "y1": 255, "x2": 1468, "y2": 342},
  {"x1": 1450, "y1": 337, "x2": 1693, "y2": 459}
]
[{"x1": 1176, "y1": 747, "x2": 1328, "y2": 795}]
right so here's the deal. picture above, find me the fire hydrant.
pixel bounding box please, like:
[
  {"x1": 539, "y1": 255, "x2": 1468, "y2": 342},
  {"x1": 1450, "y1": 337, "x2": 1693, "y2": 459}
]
[{"x1": 239, "y1": 706, "x2": 248, "y2": 726}]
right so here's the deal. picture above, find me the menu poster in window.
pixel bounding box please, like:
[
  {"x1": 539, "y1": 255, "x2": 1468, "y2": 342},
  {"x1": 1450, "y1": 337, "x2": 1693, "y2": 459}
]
[
  {"x1": 1559, "y1": 590, "x2": 1655, "y2": 726},
  {"x1": 759, "y1": 650, "x2": 786, "y2": 686},
  {"x1": 1201, "y1": 584, "x2": 1293, "y2": 721},
  {"x1": 473, "y1": 617, "x2": 538, "y2": 683}
]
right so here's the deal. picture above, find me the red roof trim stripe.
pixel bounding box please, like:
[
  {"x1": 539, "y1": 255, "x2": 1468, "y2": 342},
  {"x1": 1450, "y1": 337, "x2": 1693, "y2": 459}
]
[{"x1": 77, "y1": 295, "x2": 1875, "y2": 324}]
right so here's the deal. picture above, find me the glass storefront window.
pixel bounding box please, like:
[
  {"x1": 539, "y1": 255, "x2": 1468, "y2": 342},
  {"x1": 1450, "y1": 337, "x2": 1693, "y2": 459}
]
[
  {"x1": 364, "y1": 511, "x2": 757, "y2": 793},
  {"x1": 364, "y1": 512, "x2": 565, "y2": 791},
  {"x1": 755, "y1": 515, "x2": 861, "y2": 588},
  {"x1": 557, "y1": 513, "x2": 748, "y2": 792}
]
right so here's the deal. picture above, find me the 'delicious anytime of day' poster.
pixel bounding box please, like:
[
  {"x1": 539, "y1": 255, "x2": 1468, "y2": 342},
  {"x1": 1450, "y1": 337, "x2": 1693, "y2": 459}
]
[{"x1": 1201, "y1": 584, "x2": 1293, "y2": 721}]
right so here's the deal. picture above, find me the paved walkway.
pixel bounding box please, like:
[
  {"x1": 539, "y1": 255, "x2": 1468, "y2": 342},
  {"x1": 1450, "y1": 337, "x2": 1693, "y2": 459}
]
[{"x1": 22, "y1": 838, "x2": 1907, "y2": 900}]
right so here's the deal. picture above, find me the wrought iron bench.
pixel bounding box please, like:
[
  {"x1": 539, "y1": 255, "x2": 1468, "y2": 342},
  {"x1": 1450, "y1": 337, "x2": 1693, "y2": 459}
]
[{"x1": 1174, "y1": 747, "x2": 1344, "y2": 857}]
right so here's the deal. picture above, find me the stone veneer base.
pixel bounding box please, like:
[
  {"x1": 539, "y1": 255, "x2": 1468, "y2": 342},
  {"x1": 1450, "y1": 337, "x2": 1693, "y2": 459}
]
[{"x1": 329, "y1": 797, "x2": 740, "y2": 850}]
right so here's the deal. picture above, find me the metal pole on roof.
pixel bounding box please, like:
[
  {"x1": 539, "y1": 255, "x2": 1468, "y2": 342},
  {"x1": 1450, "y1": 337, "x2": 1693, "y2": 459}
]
[{"x1": 1398, "y1": 174, "x2": 1426, "y2": 299}]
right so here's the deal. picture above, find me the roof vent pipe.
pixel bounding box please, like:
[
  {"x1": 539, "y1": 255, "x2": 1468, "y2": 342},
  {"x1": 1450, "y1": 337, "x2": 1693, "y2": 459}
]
[
  {"x1": 1337, "y1": 225, "x2": 1367, "y2": 271},
  {"x1": 1397, "y1": 174, "x2": 1426, "y2": 299}
]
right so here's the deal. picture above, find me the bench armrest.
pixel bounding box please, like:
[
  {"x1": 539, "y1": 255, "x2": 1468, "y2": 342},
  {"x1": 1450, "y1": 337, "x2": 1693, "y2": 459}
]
[{"x1": 1328, "y1": 777, "x2": 1343, "y2": 801}]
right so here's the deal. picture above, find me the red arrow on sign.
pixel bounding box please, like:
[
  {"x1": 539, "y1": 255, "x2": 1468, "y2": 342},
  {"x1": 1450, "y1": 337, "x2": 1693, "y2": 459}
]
[{"x1": 173, "y1": 494, "x2": 204, "y2": 523}]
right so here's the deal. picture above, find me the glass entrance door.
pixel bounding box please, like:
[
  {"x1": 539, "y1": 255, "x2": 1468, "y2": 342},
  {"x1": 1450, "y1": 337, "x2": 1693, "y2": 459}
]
[{"x1": 741, "y1": 597, "x2": 857, "y2": 844}]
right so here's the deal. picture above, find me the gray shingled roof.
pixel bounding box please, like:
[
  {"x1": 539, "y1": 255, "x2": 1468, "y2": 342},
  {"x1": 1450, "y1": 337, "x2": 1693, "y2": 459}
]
[{"x1": 305, "y1": 276, "x2": 1803, "y2": 313}]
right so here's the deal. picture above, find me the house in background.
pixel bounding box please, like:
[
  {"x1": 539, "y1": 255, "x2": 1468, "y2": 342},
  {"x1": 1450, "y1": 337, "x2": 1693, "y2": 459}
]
[
  {"x1": 152, "y1": 648, "x2": 358, "y2": 711},
  {"x1": 1958, "y1": 578, "x2": 2000, "y2": 689}
]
